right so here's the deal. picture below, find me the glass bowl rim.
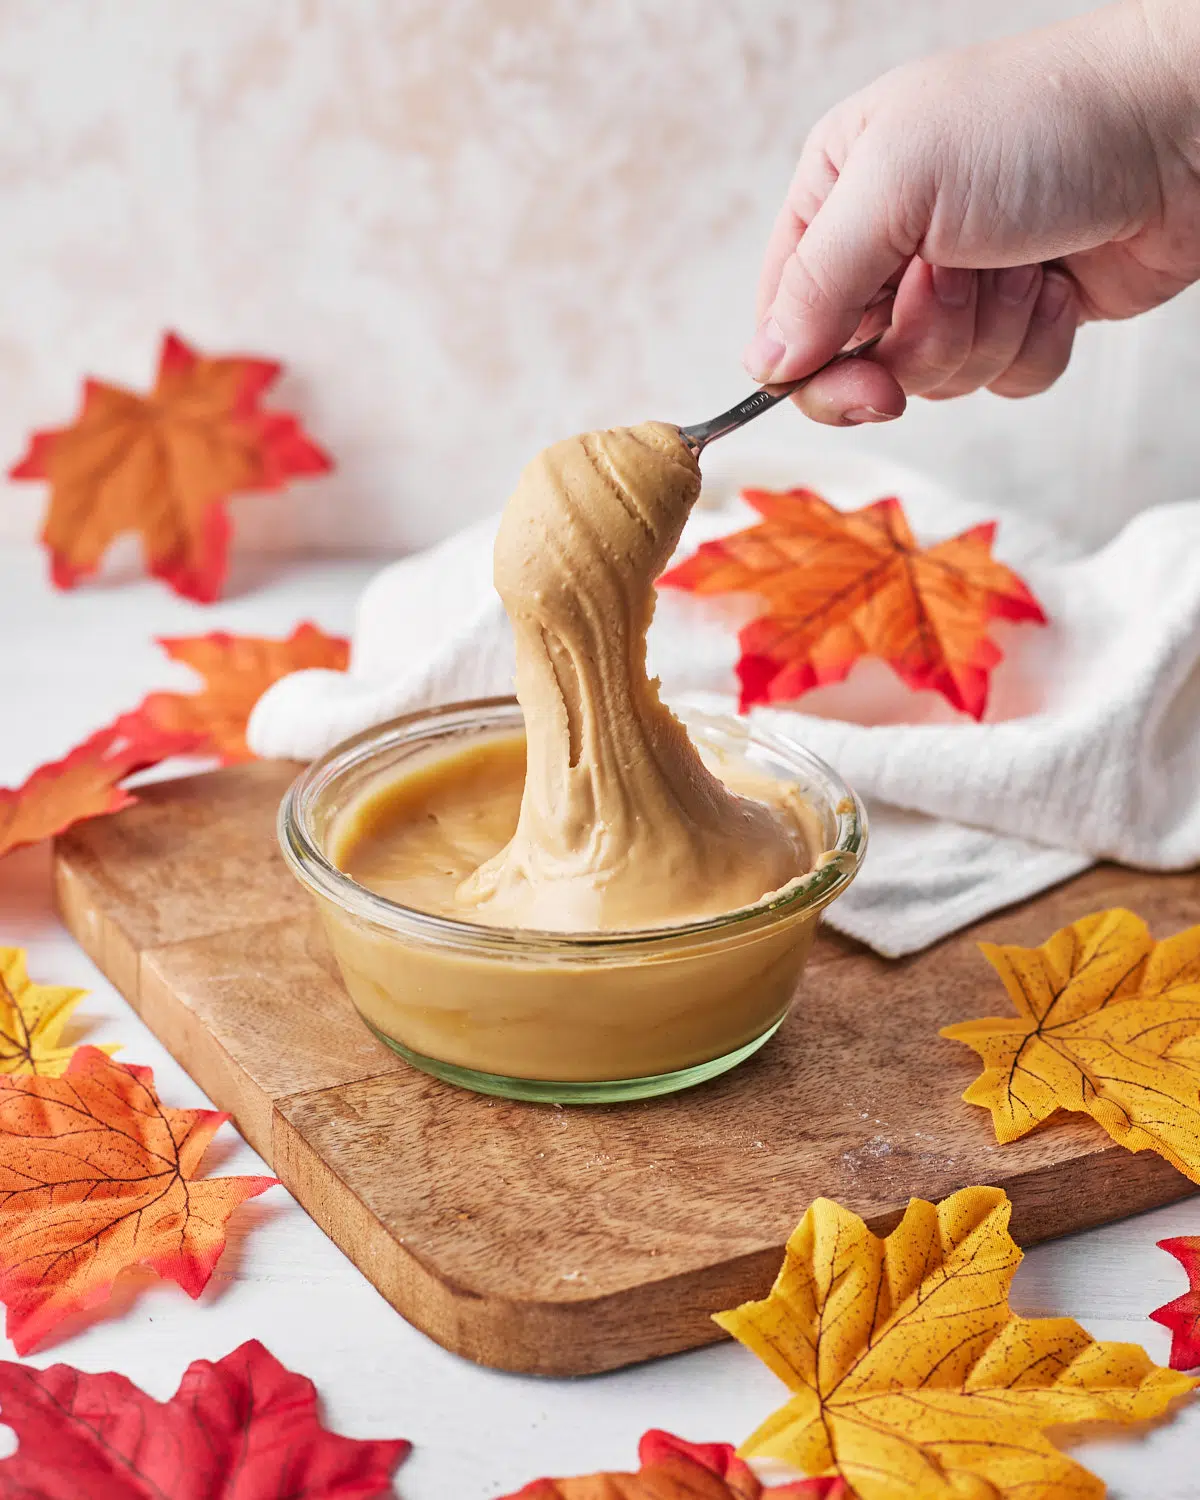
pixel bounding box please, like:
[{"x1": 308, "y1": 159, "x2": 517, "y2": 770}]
[{"x1": 278, "y1": 694, "x2": 867, "y2": 958}]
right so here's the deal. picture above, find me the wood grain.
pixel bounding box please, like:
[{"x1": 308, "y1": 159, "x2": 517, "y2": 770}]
[{"x1": 54, "y1": 764, "x2": 1199, "y2": 1375}]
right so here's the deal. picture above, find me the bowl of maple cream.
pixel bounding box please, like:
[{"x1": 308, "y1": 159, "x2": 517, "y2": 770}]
[{"x1": 279, "y1": 422, "x2": 866, "y2": 1101}]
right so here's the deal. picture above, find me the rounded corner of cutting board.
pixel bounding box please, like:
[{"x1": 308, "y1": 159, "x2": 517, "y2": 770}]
[{"x1": 389, "y1": 1274, "x2": 737, "y2": 1377}]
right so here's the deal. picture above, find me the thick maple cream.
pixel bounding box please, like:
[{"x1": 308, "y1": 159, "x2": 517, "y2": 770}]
[
  {"x1": 455, "y1": 421, "x2": 809, "y2": 930},
  {"x1": 316, "y1": 422, "x2": 836, "y2": 1082},
  {"x1": 335, "y1": 731, "x2": 822, "y2": 929}
]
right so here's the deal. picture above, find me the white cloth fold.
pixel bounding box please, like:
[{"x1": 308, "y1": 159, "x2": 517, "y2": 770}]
[{"x1": 248, "y1": 447, "x2": 1200, "y2": 957}]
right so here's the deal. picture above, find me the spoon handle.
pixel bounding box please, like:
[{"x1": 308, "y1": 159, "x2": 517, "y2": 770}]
[{"x1": 679, "y1": 330, "x2": 886, "y2": 456}]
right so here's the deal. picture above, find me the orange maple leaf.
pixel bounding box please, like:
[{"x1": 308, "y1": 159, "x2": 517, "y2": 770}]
[
  {"x1": 0, "y1": 1046, "x2": 276, "y2": 1353},
  {"x1": 503, "y1": 1430, "x2": 840, "y2": 1498},
  {"x1": 9, "y1": 331, "x2": 332, "y2": 603},
  {"x1": 126, "y1": 622, "x2": 350, "y2": 764},
  {"x1": 0, "y1": 720, "x2": 199, "y2": 859},
  {"x1": 659, "y1": 490, "x2": 1046, "y2": 718}
]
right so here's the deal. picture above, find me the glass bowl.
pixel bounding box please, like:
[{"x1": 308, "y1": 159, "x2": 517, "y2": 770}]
[{"x1": 278, "y1": 696, "x2": 866, "y2": 1103}]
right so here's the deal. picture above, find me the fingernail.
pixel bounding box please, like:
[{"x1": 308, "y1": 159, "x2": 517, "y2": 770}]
[
  {"x1": 931, "y1": 265, "x2": 973, "y2": 308},
  {"x1": 742, "y1": 317, "x2": 787, "y2": 380},
  {"x1": 995, "y1": 265, "x2": 1039, "y2": 304},
  {"x1": 843, "y1": 406, "x2": 896, "y2": 425},
  {"x1": 1034, "y1": 272, "x2": 1073, "y2": 324}
]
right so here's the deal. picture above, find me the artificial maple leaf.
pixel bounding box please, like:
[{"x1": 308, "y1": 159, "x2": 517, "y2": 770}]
[
  {"x1": 0, "y1": 1046, "x2": 276, "y2": 1353},
  {"x1": 0, "y1": 719, "x2": 200, "y2": 859},
  {"x1": 659, "y1": 489, "x2": 1045, "y2": 717},
  {"x1": 0, "y1": 948, "x2": 114, "y2": 1078},
  {"x1": 126, "y1": 622, "x2": 349, "y2": 764},
  {"x1": 0, "y1": 1337, "x2": 410, "y2": 1498},
  {"x1": 503, "y1": 1429, "x2": 841, "y2": 1499},
  {"x1": 714, "y1": 1186, "x2": 1195, "y2": 1500},
  {"x1": 10, "y1": 331, "x2": 331, "y2": 603},
  {"x1": 1151, "y1": 1237, "x2": 1200, "y2": 1371},
  {"x1": 941, "y1": 907, "x2": 1200, "y2": 1181}
]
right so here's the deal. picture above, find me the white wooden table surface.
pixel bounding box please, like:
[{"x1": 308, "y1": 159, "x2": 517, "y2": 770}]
[{"x1": 2, "y1": 542, "x2": 1198, "y2": 1498}]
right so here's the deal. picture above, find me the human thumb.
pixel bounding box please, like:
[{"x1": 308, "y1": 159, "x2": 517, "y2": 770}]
[{"x1": 744, "y1": 160, "x2": 913, "y2": 384}]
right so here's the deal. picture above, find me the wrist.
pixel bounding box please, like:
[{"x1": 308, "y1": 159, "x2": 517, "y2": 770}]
[{"x1": 1120, "y1": 0, "x2": 1200, "y2": 174}]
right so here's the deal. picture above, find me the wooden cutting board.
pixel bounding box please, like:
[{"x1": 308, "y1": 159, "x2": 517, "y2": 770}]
[{"x1": 54, "y1": 761, "x2": 1197, "y2": 1376}]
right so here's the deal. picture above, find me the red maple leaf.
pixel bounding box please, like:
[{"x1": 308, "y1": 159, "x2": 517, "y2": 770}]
[
  {"x1": 9, "y1": 331, "x2": 332, "y2": 603},
  {"x1": 659, "y1": 489, "x2": 1045, "y2": 719},
  {"x1": 503, "y1": 1429, "x2": 844, "y2": 1498},
  {"x1": 0, "y1": 720, "x2": 200, "y2": 859},
  {"x1": 1152, "y1": 1236, "x2": 1200, "y2": 1371},
  {"x1": 0, "y1": 1338, "x2": 410, "y2": 1498}
]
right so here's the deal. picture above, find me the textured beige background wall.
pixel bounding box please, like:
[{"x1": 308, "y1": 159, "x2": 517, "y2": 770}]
[{"x1": 1, "y1": 0, "x2": 1195, "y2": 557}]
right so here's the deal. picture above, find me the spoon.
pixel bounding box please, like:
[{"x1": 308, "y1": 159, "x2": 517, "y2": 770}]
[{"x1": 678, "y1": 330, "x2": 885, "y2": 457}]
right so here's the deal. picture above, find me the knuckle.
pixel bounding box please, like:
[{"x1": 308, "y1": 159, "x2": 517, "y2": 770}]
[
  {"x1": 924, "y1": 375, "x2": 982, "y2": 401},
  {"x1": 989, "y1": 367, "x2": 1055, "y2": 399},
  {"x1": 896, "y1": 337, "x2": 973, "y2": 396},
  {"x1": 789, "y1": 143, "x2": 839, "y2": 225},
  {"x1": 939, "y1": 347, "x2": 1015, "y2": 399},
  {"x1": 991, "y1": 328, "x2": 1076, "y2": 399}
]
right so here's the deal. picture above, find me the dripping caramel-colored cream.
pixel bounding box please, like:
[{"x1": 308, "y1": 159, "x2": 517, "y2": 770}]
[
  {"x1": 454, "y1": 420, "x2": 809, "y2": 930},
  {"x1": 321, "y1": 422, "x2": 829, "y2": 1081}
]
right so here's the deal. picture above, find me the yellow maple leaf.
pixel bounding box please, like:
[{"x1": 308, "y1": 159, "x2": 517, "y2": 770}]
[
  {"x1": 0, "y1": 948, "x2": 114, "y2": 1077},
  {"x1": 715, "y1": 1187, "x2": 1195, "y2": 1500},
  {"x1": 941, "y1": 908, "x2": 1200, "y2": 1181}
]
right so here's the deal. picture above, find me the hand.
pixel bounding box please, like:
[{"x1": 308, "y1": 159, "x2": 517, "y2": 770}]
[{"x1": 747, "y1": 0, "x2": 1200, "y2": 424}]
